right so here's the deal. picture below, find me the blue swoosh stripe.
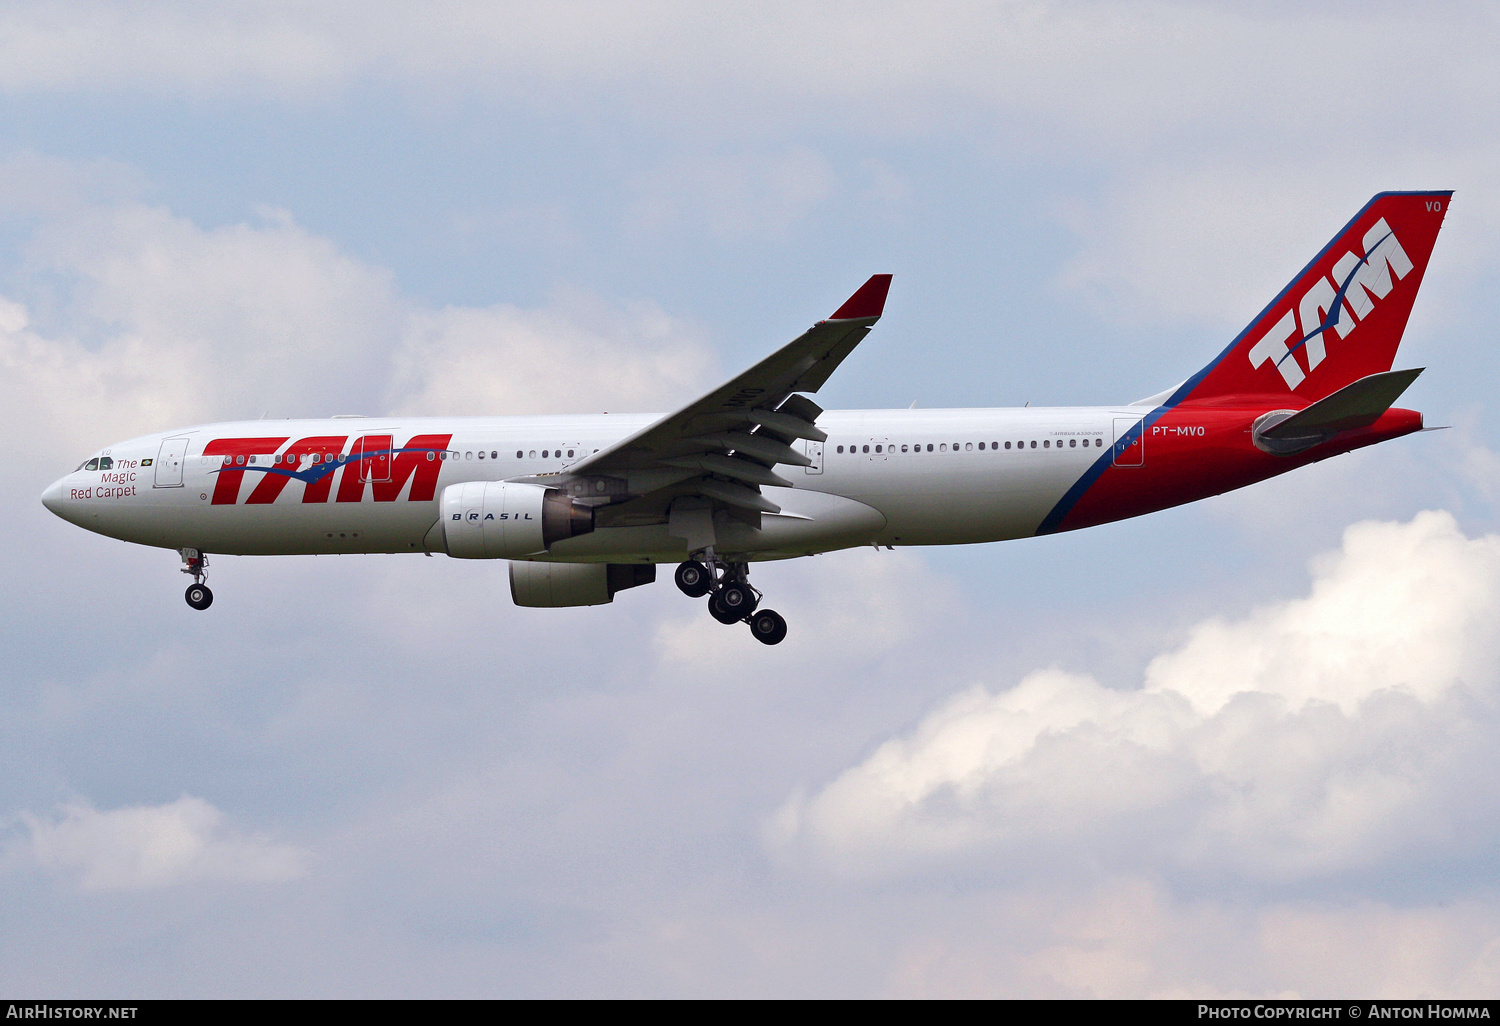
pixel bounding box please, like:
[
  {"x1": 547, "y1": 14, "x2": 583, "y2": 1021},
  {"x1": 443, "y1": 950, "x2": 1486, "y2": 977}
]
[
  {"x1": 1277, "y1": 231, "x2": 1389, "y2": 367},
  {"x1": 209, "y1": 447, "x2": 442, "y2": 483}
]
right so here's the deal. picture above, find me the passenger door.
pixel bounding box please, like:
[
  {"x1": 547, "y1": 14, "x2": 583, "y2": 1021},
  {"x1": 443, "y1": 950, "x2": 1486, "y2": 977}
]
[{"x1": 154, "y1": 437, "x2": 189, "y2": 487}]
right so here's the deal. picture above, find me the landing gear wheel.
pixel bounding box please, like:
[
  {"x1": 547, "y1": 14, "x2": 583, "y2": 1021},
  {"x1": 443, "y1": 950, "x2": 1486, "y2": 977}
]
[
  {"x1": 749, "y1": 609, "x2": 787, "y2": 646},
  {"x1": 184, "y1": 583, "x2": 213, "y2": 610},
  {"x1": 675, "y1": 560, "x2": 712, "y2": 598},
  {"x1": 708, "y1": 591, "x2": 742, "y2": 624},
  {"x1": 717, "y1": 582, "x2": 756, "y2": 617}
]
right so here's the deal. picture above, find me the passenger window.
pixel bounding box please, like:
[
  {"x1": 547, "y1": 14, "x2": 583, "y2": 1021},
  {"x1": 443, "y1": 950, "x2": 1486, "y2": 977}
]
[
  {"x1": 901, "y1": 445, "x2": 908, "y2": 452},
  {"x1": 977, "y1": 442, "x2": 984, "y2": 450},
  {"x1": 466, "y1": 452, "x2": 473, "y2": 459},
  {"x1": 567, "y1": 449, "x2": 575, "y2": 458},
  {"x1": 875, "y1": 445, "x2": 882, "y2": 453},
  {"x1": 478, "y1": 451, "x2": 486, "y2": 459},
  {"x1": 1030, "y1": 441, "x2": 1037, "y2": 448},
  {"x1": 543, "y1": 450, "x2": 549, "y2": 458},
  {"x1": 426, "y1": 451, "x2": 435, "y2": 461},
  {"x1": 1004, "y1": 441, "x2": 1011, "y2": 449},
  {"x1": 862, "y1": 445, "x2": 869, "y2": 453},
  {"x1": 493, "y1": 451, "x2": 499, "y2": 459},
  {"x1": 529, "y1": 450, "x2": 537, "y2": 458},
  {"x1": 516, "y1": 451, "x2": 523, "y2": 458},
  {"x1": 965, "y1": 442, "x2": 973, "y2": 451},
  {"x1": 836, "y1": 445, "x2": 844, "y2": 453},
  {"x1": 1070, "y1": 439, "x2": 1077, "y2": 447},
  {"x1": 1043, "y1": 440, "x2": 1050, "y2": 448}
]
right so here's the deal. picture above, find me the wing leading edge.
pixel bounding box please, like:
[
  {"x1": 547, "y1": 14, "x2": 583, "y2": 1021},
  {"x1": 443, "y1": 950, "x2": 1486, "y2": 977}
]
[{"x1": 533, "y1": 275, "x2": 891, "y2": 531}]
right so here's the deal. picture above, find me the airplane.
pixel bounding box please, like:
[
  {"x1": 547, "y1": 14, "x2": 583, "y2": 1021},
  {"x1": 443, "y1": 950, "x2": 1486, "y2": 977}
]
[{"x1": 41, "y1": 191, "x2": 1450, "y2": 645}]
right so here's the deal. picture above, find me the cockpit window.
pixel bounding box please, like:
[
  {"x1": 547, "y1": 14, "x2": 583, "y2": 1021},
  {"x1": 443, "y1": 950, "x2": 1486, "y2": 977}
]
[
  {"x1": 84, "y1": 458, "x2": 99, "y2": 471},
  {"x1": 99, "y1": 457, "x2": 113, "y2": 470}
]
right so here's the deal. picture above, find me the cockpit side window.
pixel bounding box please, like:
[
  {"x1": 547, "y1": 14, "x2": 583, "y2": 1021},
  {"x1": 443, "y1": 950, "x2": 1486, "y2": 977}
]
[
  {"x1": 84, "y1": 458, "x2": 99, "y2": 471},
  {"x1": 99, "y1": 457, "x2": 113, "y2": 470}
]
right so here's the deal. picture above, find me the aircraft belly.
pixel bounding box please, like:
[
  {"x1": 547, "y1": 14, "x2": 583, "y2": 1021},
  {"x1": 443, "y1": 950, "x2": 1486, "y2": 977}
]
[{"x1": 542, "y1": 488, "x2": 886, "y2": 562}]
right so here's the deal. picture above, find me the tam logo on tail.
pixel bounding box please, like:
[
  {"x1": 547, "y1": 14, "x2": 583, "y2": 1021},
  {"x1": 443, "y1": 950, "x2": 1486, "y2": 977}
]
[
  {"x1": 1174, "y1": 191, "x2": 1450, "y2": 407},
  {"x1": 1247, "y1": 217, "x2": 1414, "y2": 390}
]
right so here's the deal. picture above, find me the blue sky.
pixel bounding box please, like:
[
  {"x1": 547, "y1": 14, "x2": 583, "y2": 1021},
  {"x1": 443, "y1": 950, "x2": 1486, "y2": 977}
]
[{"x1": 4, "y1": 1, "x2": 1500, "y2": 996}]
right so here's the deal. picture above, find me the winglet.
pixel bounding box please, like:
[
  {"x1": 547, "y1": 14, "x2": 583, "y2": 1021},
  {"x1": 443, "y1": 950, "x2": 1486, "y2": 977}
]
[{"x1": 829, "y1": 274, "x2": 892, "y2": 320}]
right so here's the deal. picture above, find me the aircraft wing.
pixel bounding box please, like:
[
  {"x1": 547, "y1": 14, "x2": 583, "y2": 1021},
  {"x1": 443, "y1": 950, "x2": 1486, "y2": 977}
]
[{"x1": 555, "y1": 274, "x2": 891, "y2": 522}]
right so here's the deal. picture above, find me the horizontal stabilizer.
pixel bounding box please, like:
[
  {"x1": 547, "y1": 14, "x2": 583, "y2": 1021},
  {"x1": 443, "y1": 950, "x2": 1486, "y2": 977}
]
[{"x1": 1260, "y1": 367, "x2": 1423, "y2": 438}]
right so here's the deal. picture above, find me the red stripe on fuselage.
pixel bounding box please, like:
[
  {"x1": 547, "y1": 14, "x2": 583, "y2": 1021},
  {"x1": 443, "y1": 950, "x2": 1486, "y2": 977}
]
[
  {"x1": 203, "y1": 437, "x2": 291, "y2": 505},
  {"x1": 1054, "y1": 402, "x2": 1422, "y2": 533}
]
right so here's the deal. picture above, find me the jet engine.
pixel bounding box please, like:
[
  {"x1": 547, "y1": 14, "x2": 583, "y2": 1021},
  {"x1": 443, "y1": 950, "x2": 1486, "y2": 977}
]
[
  {"x1": 509, "y1": 561, "x2": 657, "y2": 607},
  {"x1": 441, "y1": 481, "x2": 594, "y2": 558}
]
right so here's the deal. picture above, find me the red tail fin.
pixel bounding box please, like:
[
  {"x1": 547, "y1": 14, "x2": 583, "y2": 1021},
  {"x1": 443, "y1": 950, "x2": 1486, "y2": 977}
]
[{"x1": 1176, "y1": 191, "x2": 1450, "y2": 405}]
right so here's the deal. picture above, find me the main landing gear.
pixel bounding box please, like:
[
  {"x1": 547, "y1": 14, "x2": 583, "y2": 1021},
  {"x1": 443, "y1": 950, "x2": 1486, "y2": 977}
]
[
  {"x1": 675, "y1": 556, "x2": 788, "y2": 645},
  {"x1": 180, "y1": 548, "x2": 213, "y2": 610}
]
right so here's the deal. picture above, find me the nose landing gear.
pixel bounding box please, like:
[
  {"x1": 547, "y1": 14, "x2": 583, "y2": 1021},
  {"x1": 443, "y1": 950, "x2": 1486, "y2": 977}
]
[
  {"x1": 675, "y1": 554, "x2": 787, "y2": 645},
  {"x1": 180, "y1": 548, "x2": 213, "y2": 610}
]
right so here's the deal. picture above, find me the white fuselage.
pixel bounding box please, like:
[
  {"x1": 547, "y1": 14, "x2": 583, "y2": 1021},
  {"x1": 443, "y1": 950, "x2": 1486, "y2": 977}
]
[{"x1": 41, "y1": 407, "x2": 1139, "y2": 562}]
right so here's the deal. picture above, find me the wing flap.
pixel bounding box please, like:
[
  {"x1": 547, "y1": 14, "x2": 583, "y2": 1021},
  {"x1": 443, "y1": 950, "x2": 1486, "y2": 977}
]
[
  {"x1": 694, "y1": 477, "x2": 782, "y2": 514},
  {"x1": 661, "y1": 454, "x2": 792, "y2": 488}
]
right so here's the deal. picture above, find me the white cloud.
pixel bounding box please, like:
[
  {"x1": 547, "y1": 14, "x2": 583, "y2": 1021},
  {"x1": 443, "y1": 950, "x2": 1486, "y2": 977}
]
[
  {"x1": 391, "y1": 291, "x2": 713, "y2": 417},
  {"x1": 15, "y1": 796, "x2": 307, "y2": 891},
  {"x1": 772, "y1": 510, "x2": 1500, "y2": 882},
  {"x1": 0, "y1": 196, "x2": 404, "y2": 464},
  {"x1": 871, "y1": 879, "x2": 1500, "y2": 998},
  {"x1": 0, "y1": 2, "x2": 1491, "y2": 152},
  {"x1": 0, "y1": 186, "x2": 716, "y2": 485}
]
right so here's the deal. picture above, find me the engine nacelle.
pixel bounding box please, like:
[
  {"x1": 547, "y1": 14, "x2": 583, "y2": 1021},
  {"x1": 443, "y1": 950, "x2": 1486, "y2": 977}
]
[
  {"x1": 509, "y1": 561, "x2": 657, "y2": 607},
  {"x1": 441, "y1": 481, "x2": 594, "y2": 558}
]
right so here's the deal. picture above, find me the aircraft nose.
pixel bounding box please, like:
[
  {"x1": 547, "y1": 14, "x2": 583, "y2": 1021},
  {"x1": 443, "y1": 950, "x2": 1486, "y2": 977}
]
[{"x1": 41, "y1": 477, "x2": 67, "y2": 517}]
